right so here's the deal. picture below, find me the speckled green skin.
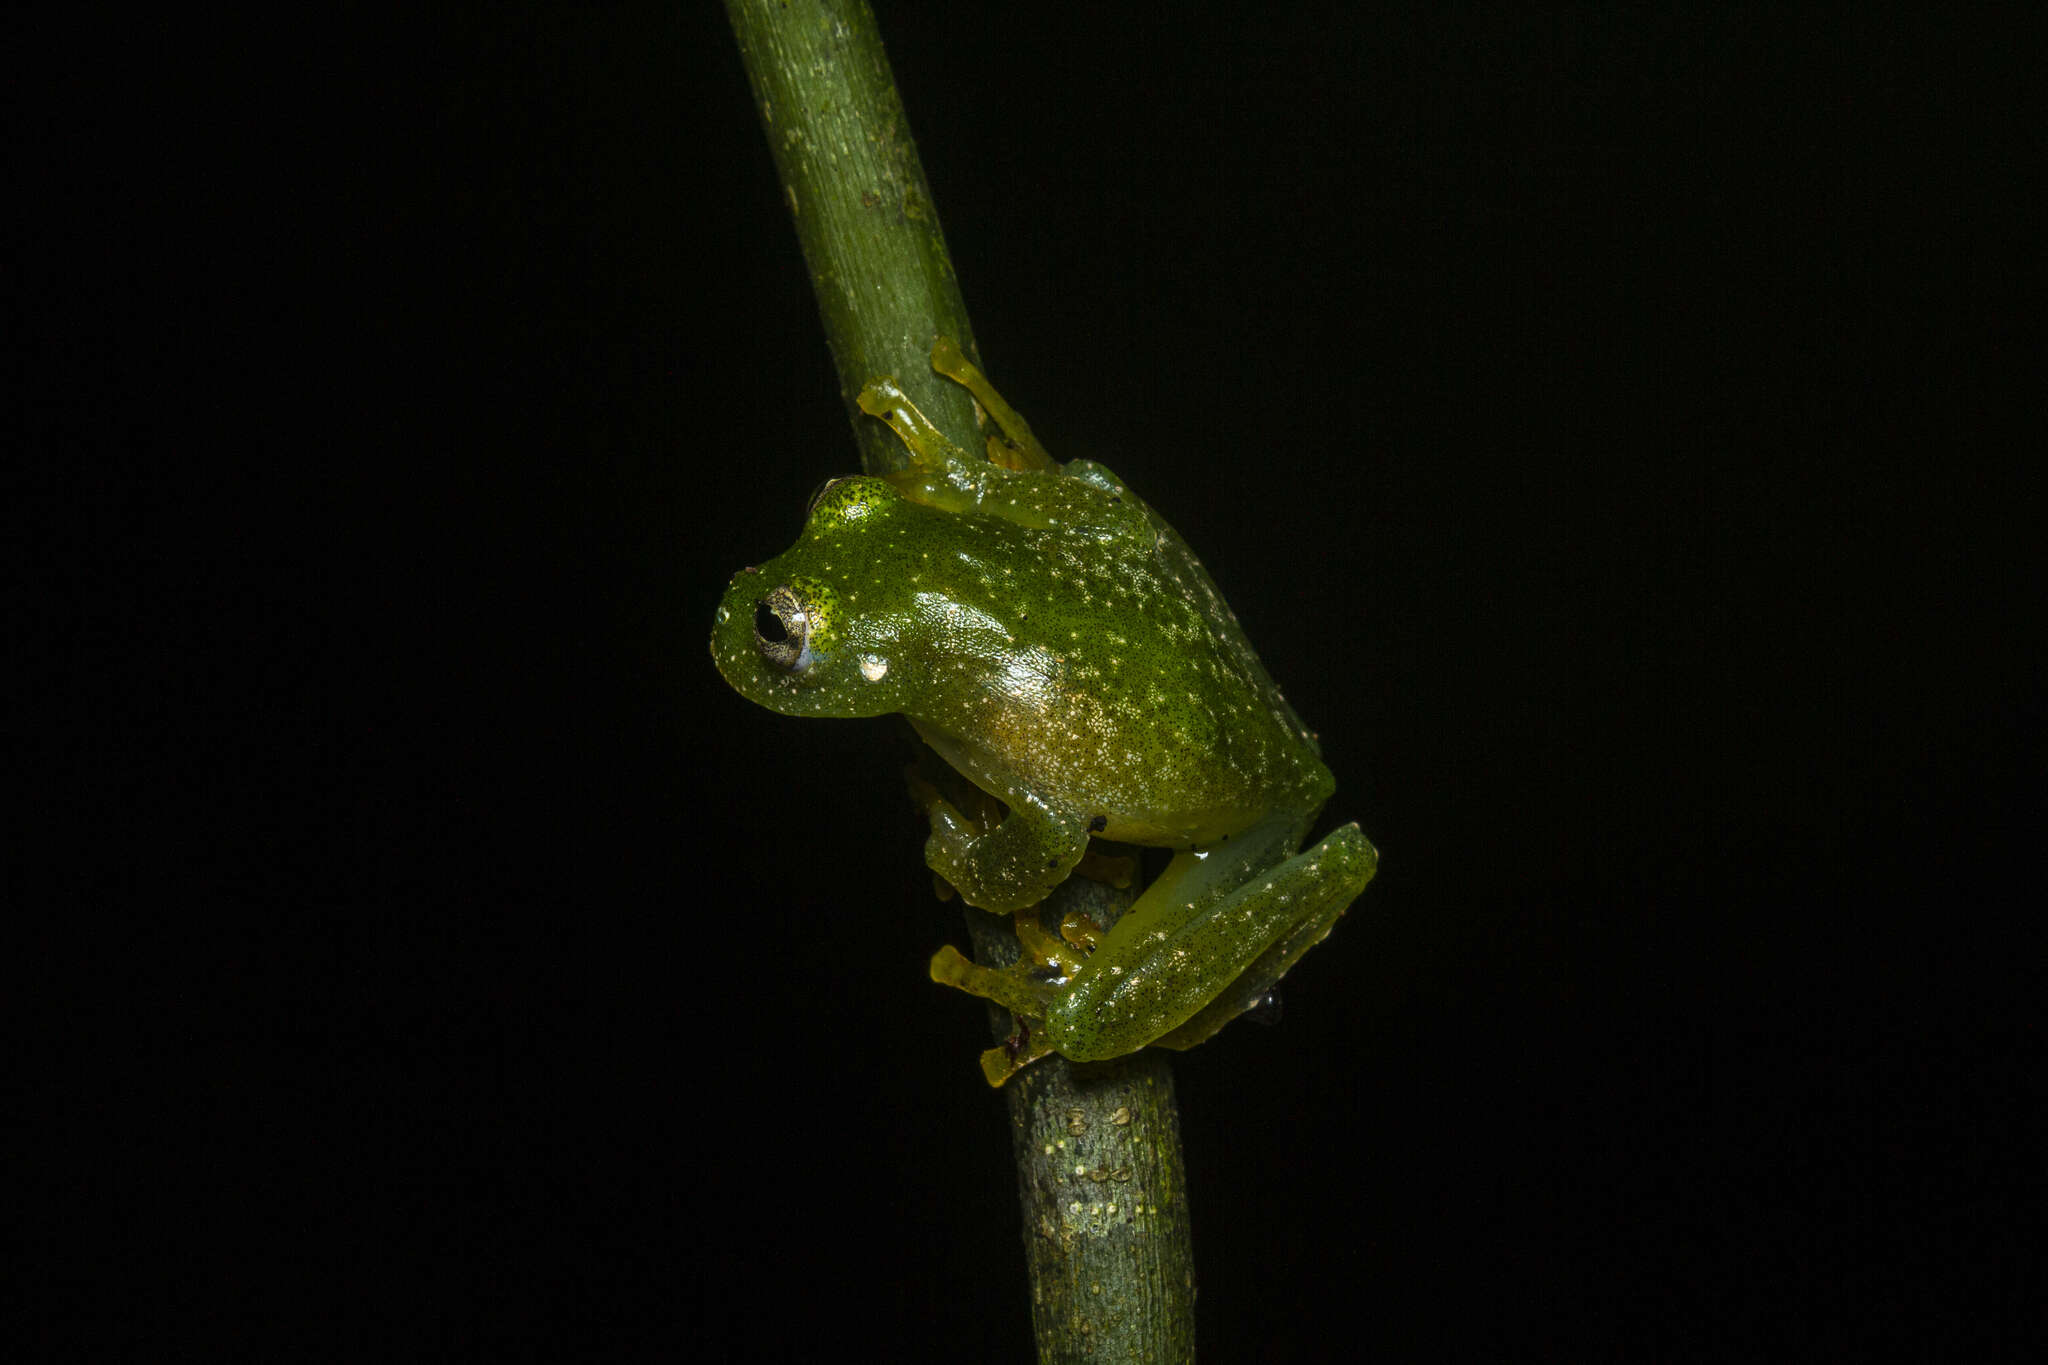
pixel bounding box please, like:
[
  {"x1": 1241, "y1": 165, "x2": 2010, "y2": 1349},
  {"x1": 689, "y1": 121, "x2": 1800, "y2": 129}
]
[{"x1": 711, "y1": 351, "x2": 1376, "y2": 1067}]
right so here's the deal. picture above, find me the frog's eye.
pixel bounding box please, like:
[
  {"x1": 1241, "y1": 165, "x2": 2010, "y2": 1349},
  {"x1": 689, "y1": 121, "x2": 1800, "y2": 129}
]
[
  {"x1": 807, "y1": 476, "x2": 853, "y2": 516},
  {"x1": 753, "y1": 584, "x2": 818, "y2": 674}
]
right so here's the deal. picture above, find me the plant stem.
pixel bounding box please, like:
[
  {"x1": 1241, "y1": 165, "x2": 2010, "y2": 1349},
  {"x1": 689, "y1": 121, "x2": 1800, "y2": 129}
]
[
  {"x1": 724, "y1": 3, "x2": 1197, "y2": 1359},
  {"x1": 723, "y1": 0, "x2": 978, "y2": 480}
]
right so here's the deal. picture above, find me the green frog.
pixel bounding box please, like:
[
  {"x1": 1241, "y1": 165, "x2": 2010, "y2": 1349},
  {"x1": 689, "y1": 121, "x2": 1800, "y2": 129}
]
[{"x1": 711, "y1": 339, "x2": 1377, "y2": 1084}]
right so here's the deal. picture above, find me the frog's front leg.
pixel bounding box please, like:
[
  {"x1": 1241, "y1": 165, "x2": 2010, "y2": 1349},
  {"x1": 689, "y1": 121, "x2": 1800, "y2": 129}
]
[
  {"x1": 1044, "y1": 820, "x2": 1379, "y2": 1063},
  {"x1": 916, "y1": 779, "x2": 1092, "y2": 916}
]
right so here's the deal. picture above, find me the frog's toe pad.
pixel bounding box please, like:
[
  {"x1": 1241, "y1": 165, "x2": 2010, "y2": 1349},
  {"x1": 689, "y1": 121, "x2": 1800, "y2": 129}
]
[
  {"x1": 930, "y1": 945, "x2": 1050, "y2": 1020},
  {"x1": 978, "y1": 1035, "x2": 1055, "y2": 1087}
]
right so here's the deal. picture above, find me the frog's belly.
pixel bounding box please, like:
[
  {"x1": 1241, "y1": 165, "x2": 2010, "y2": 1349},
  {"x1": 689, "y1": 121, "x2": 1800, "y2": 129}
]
[
  {"x1": 1093, "y1": 806, "x2": 1264, "y2": 851},
  {"x1": 910, "y1": 703, "x2": 1297, "y2": 852}
]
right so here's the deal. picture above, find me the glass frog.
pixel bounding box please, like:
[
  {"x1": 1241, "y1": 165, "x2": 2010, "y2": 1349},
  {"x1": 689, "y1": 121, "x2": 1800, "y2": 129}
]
[{"x1": 711, "y1": 338, "x2": 1378, "y2": 1085}]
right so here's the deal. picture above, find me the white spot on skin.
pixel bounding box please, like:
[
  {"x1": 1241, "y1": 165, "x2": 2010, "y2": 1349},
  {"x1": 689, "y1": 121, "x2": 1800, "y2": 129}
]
[{"x1": 860, "y1": 655, "x2": 888, "y2": 681}]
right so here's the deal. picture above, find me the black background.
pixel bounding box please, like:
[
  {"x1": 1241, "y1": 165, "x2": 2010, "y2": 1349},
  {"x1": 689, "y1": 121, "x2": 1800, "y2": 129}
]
[{"x1": 21, "y1": 3, "x2": 2041, "y2": 1359}]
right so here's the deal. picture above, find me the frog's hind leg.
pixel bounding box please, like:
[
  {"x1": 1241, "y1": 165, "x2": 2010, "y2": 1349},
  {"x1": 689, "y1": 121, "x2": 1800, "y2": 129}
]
[
  {"x1": 1152, "y1": 824, "x2": 1379, "y2": 1052},
  {"x1": 928, "y1": 901, "x2": 1084, "y2": 1019},
  {"x1": 1046, "y1": 822, "x2": 1380, "y2": 1061},
  {"x1": 929, "y1": 336, "x2": 1057, "y2": 472},
  {"x1": 928, "y1": 943, "x2": 1050, "y2": 1019},
  {"x1": 929, "y1": 940, "x2": 1064, "y2": 1087}
]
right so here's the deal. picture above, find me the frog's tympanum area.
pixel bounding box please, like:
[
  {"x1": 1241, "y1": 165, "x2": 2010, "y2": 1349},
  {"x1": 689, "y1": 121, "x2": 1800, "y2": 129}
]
[{"x1": 713, "y1": 338, "x2": 1378, "y2": 1085}]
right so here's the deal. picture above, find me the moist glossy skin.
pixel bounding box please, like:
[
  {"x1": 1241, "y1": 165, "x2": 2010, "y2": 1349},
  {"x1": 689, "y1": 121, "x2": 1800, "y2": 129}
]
[{"x1": 712, "y1": 339, "x2": 1377, "y2": 1085}]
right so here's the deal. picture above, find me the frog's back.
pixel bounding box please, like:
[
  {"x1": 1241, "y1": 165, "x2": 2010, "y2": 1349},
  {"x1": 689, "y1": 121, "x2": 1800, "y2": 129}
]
[{"x1": 903, "y1": 477, "x2": 1331, "y2": 849}]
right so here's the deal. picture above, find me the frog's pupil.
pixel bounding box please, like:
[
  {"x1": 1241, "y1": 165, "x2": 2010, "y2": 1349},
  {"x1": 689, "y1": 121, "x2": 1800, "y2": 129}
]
[{"x1": 755, "y1": 601, "x2": 789, "y2": 643}]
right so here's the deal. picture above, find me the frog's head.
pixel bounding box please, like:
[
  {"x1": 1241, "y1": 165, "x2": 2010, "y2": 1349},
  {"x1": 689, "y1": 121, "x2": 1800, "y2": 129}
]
[{"x1": 710, "y1": 476, "x2": 918, "y2": 719}]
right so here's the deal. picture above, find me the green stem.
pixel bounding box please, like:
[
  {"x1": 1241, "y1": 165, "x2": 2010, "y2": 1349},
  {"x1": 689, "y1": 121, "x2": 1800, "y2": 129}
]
[
  {"x1": 724, "y1": 3, "x2": 1197, "y2": 1359},
  {"x1": 723, "y1": 0, "x2": 978, "y2": 480}
]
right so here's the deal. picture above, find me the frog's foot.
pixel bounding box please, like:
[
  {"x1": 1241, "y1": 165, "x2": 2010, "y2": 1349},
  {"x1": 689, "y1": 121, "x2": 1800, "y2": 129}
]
[
  {"x1": 977, "y1": 1028, "x2": 1057, "y2": 1087},
  {"x1": 1013, "y1": 911, "x2": 1088, "y2": 979},
  {"x1": 927, "y1": 336, "x2": 1057, "y2": 472},
  {"x1": 930, "y1": 944, "x2": 1052, "y2": 1023},
  {"x1": 930, "y1": 945, "x2": 1064, "y2": 1088},
  {"x1": 856, "y1": 376, "x2": 974, "y2": 471},
  {"x1": 1058, "y1": 908, "x2": 1104, "y2": 954}
]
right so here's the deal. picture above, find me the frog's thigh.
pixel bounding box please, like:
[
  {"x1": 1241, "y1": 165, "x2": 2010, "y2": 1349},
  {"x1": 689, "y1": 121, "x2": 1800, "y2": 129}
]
[
  {"x1": 1046, "y1": 824, "x2": 1379, "y2": 1061},
  {"x1": 1154, "y1": 824, "x2": 1378, "y2": 1052},
  {"x1": 1061, "y1": 459, "x2": 1129, "y2": 498}
]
